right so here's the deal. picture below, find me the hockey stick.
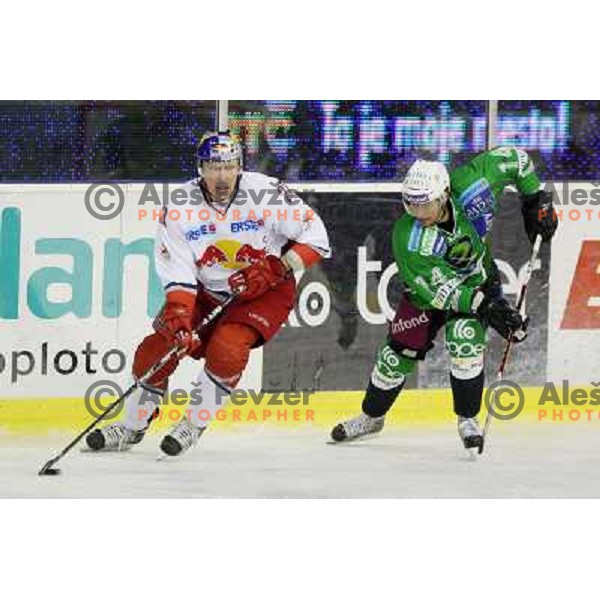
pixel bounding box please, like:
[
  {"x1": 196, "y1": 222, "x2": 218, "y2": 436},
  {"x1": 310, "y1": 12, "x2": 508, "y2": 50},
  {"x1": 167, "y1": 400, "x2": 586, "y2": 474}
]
[
  {"x1": 38, "y1": 294, "x2": 236, "y2": 475},
  {"x1": 480, "y1": 234, "x2": 542, "y2": 454}
]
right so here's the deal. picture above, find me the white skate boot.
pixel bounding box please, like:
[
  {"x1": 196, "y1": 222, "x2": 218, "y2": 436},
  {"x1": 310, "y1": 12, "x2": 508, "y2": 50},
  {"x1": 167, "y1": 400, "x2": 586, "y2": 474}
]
[
  {"x1": 330, "y1": 412, "x2": 385, "y2": 442},
  {"x1": 160, "y1": 417, "x2": 206, "y2": 456},
  {"x1": 85, "y1": 422, "x2": 147, "y2": 451},
  {"x1": 458, "y1": 416, "x2": 483, "y2": 454}
]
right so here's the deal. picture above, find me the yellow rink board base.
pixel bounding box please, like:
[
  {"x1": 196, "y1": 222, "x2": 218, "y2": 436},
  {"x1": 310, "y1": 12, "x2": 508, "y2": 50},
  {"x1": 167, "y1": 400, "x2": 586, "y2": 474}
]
[{"x1": 2, "y1": 387, "x2": 596, "y2": 435}]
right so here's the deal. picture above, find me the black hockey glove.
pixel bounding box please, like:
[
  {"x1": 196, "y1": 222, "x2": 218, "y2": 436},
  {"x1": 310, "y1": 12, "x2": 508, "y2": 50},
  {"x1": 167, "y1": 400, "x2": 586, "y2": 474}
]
[
  {"x1": 475, "y1": 293, "x2": 527, "y2": 342},
  {"x1": 521, "y1": 190, "x2": 558, "y2": 243}
]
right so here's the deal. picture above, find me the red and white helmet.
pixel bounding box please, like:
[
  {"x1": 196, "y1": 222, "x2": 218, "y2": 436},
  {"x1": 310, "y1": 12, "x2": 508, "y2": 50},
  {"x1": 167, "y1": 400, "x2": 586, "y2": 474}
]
[{"x1": 196, "y1": 131, "x2": 243, "y2": 177}]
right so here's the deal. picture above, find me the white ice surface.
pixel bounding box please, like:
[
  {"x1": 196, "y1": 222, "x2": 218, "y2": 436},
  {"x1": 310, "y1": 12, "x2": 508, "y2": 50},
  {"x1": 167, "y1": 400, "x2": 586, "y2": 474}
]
[{"x1": 1, "y1": 422, "x2": 599, "y2": 498}]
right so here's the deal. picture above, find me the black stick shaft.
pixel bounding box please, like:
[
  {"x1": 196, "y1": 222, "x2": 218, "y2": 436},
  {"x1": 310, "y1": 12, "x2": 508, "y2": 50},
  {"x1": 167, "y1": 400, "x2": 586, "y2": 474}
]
[
  {"x1": 38, "y1": 294, "x2": 236, "y2": 474},
  {"x1": 38, "y1": 346, "x2": 182, "y2": 473},
  {"x1": 482, "y1": 235, "x2": 542, "y2": 446}
]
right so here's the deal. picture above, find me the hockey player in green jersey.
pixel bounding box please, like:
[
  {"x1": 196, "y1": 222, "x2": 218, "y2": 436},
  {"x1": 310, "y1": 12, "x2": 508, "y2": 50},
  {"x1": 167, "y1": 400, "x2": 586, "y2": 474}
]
[{"x1": 330, "y1": 147, "x2": 558, "y2": 452}]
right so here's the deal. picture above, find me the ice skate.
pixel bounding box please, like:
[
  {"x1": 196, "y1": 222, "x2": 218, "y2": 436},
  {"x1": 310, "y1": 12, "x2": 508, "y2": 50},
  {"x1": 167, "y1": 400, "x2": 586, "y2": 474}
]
[
  {"x1": 85, "y1": 422, "x2": 147, "y2": 452},
  {"x1": 330, "y1": 412, "x2": 385, "y2": 442},
  {"x1": 160, "y1": 417, "x2": 206, "y2": 457},
  {"x1": 458, "y1": 416, "x2": 483, "y2": 456}
]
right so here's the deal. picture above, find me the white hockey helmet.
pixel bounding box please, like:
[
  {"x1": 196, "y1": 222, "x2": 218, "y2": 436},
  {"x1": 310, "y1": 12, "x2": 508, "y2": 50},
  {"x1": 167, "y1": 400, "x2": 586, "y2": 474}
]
[{"x1": 402, "y1": 160, "x2": 450, "y2": 206}]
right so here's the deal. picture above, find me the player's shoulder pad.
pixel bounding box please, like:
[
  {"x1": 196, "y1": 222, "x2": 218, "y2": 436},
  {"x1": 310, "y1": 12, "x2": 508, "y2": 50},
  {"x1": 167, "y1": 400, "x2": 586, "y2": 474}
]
[
  {"x1": 241, "y1": 171, "x2": 305, "y2": 206},
  {"x1": 240, "y1": 170, "x2": 278, "y2": 191},
  {"x1": 239, "y1": 171, "x2": 286, "y2": 206},
  {"x1": 486, "y1": 146, "x2": 533, "y2": 177},
  {"x1": 454, "y1": 177, "x2": 491, "y2": 210},
  {"x1": 397, "y1": 216, "x2": 447, "y2": 258},
  {"x1": 158, "y1": 179, "x2": 203, "y2": 225}
]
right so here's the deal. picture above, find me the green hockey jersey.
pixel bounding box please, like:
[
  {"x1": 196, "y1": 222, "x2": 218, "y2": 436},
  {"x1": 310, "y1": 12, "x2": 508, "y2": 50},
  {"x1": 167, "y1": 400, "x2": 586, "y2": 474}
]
[{"x1": 393, "y1": 146, "x2": 541, "y2": 313}]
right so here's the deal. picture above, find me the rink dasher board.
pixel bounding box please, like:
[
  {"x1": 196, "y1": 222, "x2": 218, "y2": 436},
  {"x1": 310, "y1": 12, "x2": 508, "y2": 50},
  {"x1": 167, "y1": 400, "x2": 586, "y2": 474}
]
[
  {"x1": 3, "y1": 387, "x2": 599, "y2": 434},
  {"x1": 1, "y1": 182, "x2": 599, "y2": 407}
]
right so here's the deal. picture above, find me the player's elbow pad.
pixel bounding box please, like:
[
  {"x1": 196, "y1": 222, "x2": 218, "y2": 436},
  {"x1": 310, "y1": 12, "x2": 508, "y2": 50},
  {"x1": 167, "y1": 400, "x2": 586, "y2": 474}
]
[{"x1": 282, "y1": 243, "x2": 323, "y2": 272}]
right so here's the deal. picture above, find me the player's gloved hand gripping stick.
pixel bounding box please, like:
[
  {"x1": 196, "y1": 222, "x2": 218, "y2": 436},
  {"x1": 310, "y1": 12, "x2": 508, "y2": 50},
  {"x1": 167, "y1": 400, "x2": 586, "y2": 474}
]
[
  {"x1": 480, "y1": 234, "x2": 542, "y2": 454},
  {"x1": 38, "y1": 295, "x2": 237, "y2": 476},
  {"x1": 228, "y1": 255, "x2": 290, "y2": 301}
]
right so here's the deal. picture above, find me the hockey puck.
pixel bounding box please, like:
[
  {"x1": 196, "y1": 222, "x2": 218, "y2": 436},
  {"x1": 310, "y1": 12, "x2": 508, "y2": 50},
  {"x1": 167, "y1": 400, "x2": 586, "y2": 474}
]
[{"x1": 38, "y1": 467, "x2": 61, "y2": 476}]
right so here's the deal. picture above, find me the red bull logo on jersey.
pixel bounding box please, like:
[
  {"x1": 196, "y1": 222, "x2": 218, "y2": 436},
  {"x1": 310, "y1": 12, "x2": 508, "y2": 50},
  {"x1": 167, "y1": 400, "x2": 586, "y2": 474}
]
[{"x1": 197, "y1": 240, "x2": 267, "y2": 270}]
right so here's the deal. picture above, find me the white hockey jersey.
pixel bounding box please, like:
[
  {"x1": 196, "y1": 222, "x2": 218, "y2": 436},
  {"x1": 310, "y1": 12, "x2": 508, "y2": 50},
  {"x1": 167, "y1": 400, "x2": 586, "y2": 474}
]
[{"x1": 154, "y1": 171, "x2": 331, "y2": 295}]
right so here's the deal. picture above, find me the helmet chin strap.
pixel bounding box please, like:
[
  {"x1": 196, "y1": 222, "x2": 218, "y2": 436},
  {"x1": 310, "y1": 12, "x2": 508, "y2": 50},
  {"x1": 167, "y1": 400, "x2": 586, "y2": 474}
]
[
  {"x1": 199, "y1": 174, "x2": 241, "y2": 209},
  {"x1": 433, "y1": 191, "x2": 450, "y2": 224},
  {"x1": 200, "y1": 181, "x2": 230, "y2": 206},
  {"x1": 435, "y1": 202, "x2": 446, "y2": 224}
]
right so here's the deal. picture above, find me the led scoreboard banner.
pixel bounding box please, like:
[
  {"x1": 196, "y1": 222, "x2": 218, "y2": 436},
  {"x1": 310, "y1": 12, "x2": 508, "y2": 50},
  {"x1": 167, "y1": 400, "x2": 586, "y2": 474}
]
[
  {"x1": 229, "y1": 100, "x2": 579, "y2": 181},
  {"x1": 0, "y1": 100, "x2": 599, "y2": 182},
  {"x1": 230, "y1": 101, "x2": 487, "y2": 180}
]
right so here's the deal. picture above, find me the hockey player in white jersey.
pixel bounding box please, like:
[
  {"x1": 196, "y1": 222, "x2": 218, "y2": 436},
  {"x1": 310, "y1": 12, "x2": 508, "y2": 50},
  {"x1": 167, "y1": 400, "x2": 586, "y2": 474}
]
[{"x1": 86, "y1": 131, "x2": 330, "y2": 456}]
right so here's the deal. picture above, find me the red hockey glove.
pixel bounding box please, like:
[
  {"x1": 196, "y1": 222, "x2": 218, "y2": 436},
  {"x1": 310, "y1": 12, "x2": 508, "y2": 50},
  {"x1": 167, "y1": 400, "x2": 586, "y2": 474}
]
[
  {"x1": 162, "y1": 291, "x2": 197, "y2": 352},
  {"x1": 228, "y1": 255, "x2": 289, "y2": 301}
]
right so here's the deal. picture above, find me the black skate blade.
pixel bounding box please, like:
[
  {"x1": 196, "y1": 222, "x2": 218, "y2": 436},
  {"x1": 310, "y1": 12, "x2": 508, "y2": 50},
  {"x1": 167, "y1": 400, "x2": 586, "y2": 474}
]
[
  {"x1": 327, "y1": 432, "x2": 382, "y2": 445},
  {"x1": 326, "y1": 439, "x2": 357, "y2": 445},
  {"x1": 156, "y1": 453, "x2": 175, "y2": 462},
  {"x1": 156, "y1": 451, "x2": 187, "y2": 462},
  {"x1": 79, "y1": 446, "x2": 133, "y2": 453}
]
